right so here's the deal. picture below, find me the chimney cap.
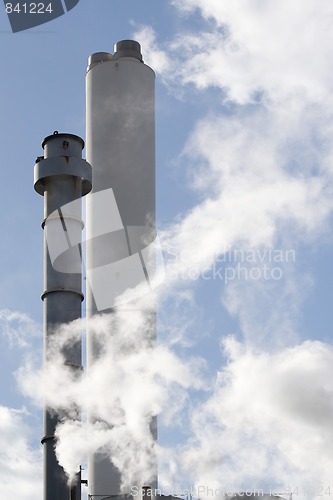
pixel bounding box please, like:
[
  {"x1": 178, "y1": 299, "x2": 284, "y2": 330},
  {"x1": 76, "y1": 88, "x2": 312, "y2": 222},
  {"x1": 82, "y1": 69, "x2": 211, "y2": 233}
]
[
  {"x1": 113, "y1": 40, "x2": 143, "y2": 62},
  {"x1": 42, "y1": 132, "x2": 84, "y2": 150},
  {"x1": 87, "y1": 52, "x2": 113, "y2": 70}
]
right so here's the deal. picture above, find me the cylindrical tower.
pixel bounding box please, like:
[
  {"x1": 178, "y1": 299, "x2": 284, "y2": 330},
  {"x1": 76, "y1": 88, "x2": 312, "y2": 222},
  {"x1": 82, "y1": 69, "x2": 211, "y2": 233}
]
[
  {"x1": 34, "y1": 132, "x2": 92, "y2": 500},
  {"x1": 85, "y1": 40, "x2": 157, "y2": 498}
]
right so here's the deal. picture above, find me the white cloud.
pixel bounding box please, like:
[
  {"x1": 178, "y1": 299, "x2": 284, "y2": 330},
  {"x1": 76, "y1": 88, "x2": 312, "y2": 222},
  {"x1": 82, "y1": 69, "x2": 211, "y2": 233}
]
[
  {"x1": 135, "y1": 6, "x2": 333, "y2": 347},
  {"x1": 0, "y1": 406, "x2": 42, "y2": 499},
  {"x1": 134, "y1": 1, "x2": 333, "y2": 288},
  {"x1": 159, "y1": 338, "x2": 333, "y2": 498},
  {"x1": 157, "y1": 106, "x2": 333, "y2": 346},
  {"x1": 160, "y1": 106, "x2": 333, "y2": 283},
  {"x1": 221, "y1": 263, "x2": 313, "y2": 348},
  {"x1": 133, "y1": 25, "x2": 172, "y2": 76},
  {"x1": 168, "y1": 0, "x2": 333, "y2": 106},
  {"x1": 0, "y1": 309, "x2": 42, "y2": 348}
]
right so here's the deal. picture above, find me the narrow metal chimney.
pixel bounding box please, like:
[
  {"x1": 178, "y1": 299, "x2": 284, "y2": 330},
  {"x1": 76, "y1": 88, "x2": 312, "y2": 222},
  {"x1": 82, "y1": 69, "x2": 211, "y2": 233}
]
[
  {"x1": 34, "y1": 131, "x2": 92, "y2": 500},
  {"x1": 85, "y1": 40, "x2": 157, "y2": 497}
]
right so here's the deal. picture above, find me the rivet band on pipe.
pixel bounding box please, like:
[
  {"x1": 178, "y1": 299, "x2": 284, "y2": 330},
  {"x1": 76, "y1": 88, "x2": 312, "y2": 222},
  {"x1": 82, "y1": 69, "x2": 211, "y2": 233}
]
[
  {"x1": 41, "y1": 288, "x2": 84, "y2": 301},
  {"x1": 41, "y1": 214, "x2": 85, "y2": 230},
  {"x1": 41, "y1": 435, "x2": 55, "y2": 445}
]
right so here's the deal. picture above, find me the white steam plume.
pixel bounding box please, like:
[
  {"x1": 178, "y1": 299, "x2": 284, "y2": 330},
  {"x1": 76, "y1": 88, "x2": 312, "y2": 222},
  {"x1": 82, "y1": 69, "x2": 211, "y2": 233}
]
[{"x1": 17, "y1": 301, "x2": 206, "y2": 488}]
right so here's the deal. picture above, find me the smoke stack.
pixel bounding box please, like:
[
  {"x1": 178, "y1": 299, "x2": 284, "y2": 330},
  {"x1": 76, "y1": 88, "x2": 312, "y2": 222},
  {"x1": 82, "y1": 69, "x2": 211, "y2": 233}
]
[
  {"x1": 85, "y1": 40, "x2": 157, "y2": 497},
  {"x1": 34, "y1": 131, "x2": 92, "y2": 500}
]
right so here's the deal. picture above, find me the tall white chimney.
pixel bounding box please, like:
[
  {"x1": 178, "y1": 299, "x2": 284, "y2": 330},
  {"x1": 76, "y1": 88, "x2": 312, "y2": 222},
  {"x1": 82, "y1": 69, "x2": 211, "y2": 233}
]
[{"x1": 85, "y1": 40, "x2": 157, "y2": 498}]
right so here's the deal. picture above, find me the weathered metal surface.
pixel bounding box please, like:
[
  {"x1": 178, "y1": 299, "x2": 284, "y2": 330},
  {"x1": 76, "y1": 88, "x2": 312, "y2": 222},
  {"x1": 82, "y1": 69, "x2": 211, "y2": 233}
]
[{"x1": 35, "y1": 131, "x2": 92, "y2": 500}]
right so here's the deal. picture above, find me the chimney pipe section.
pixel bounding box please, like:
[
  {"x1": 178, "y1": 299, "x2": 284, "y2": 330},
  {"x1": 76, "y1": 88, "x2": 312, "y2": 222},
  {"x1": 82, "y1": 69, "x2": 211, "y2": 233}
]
[
  {"x1": 85, "y1": 40, "x2": 157, "y2": 497},
  {"x1": 34, "y1": 132, "x2": 92, "y2": 500}
]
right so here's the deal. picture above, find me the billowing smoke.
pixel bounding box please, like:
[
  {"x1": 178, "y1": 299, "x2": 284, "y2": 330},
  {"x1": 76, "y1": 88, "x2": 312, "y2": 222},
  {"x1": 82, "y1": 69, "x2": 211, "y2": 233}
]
[{"x1": 16, "y1": 298, "x2": 206, "y2": 489}]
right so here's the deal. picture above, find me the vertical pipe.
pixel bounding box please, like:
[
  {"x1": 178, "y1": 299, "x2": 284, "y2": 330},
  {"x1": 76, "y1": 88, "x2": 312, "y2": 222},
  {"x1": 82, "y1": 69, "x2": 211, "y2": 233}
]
[
  {"x1": 85, "y1": 40, "x2": 157, "y2": 498},
  {"x1": 34, "y1": 132, "x2": 92, "y2": 500}
]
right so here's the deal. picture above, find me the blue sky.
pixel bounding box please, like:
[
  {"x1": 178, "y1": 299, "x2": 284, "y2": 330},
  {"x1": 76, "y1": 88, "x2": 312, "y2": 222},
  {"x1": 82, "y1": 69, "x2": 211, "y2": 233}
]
[{"x1": 1, "y1": 1, "x2": 333, "y2": 498}]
